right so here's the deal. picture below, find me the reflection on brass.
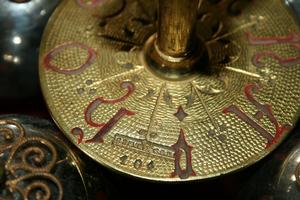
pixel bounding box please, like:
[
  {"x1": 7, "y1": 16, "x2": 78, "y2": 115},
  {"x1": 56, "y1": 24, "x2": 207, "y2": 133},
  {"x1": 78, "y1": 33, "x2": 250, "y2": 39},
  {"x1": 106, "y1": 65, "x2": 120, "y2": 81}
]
[
  {"x1": 96, "y1": 0, "x2": 157, "y2": 51},
  {"x1": 40, "y1": 0, "x2": 300, "y2": 181},
  {"x1": 0, "y1": 120, "x2": 63, "y2": 200},
  {"x1": 296, "y1": 163, "x2": 300, "y2": 187},
  {"x1": 157, "y1": 0, "x2": 199, "y2": 58}
]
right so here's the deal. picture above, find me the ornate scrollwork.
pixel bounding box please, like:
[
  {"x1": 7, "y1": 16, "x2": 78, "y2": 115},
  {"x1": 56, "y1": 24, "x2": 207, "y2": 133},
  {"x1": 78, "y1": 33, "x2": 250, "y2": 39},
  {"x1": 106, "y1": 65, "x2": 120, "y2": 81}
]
[
  {"x1": 0, "y1": 120, "x2": 63, "y2": 200},
  {"x1": 0, "y1": 120, "x2": 25, "y2": 152}
]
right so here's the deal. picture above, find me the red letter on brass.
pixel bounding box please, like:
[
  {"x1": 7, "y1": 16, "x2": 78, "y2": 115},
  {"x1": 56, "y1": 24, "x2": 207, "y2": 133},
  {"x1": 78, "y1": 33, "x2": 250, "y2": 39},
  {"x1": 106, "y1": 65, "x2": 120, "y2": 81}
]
[
  {"x1": 223, "y1": 83, "x2": 291, "y2": 148},
  {"x1": 171, "y1": 129, "x2": 196, "y2": 179}
]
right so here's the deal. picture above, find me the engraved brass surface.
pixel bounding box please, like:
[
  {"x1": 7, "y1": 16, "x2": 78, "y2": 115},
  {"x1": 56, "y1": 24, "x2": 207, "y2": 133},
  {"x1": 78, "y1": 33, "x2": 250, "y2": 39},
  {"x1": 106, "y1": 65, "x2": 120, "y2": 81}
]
[{"x1": 39, "y1": 0, "x2": 300, "y2": 181}]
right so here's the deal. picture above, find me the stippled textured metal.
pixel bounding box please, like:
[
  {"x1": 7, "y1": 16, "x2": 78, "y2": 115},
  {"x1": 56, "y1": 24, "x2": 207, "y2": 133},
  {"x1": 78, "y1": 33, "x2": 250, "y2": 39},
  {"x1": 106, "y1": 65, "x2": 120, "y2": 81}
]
[{"x1": 39, "y1": 0, "x2": 300, "y2": 181}]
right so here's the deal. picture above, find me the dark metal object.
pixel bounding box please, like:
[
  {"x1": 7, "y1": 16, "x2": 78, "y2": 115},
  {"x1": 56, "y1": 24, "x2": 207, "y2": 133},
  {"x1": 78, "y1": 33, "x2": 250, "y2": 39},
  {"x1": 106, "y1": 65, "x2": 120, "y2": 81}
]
[
  {"x1": 0, "y1": 0, "x2": 60, "y2": 99},
  {"x1": 286, "y1": 0, "x2": 300, "y2": 20},
  {"x1": 0, "y1": 115, "x2": 115, "y2": 200},
  {"x1": 236, "y1": 127, "x2": 300, "y2": 200}
]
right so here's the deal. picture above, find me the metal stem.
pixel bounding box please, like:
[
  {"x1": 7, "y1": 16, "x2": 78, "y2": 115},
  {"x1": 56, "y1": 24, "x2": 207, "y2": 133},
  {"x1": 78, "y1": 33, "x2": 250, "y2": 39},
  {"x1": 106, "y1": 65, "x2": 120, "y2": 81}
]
[{"x1": 157, "y1": 0, "x2": 200, "y2": 58}]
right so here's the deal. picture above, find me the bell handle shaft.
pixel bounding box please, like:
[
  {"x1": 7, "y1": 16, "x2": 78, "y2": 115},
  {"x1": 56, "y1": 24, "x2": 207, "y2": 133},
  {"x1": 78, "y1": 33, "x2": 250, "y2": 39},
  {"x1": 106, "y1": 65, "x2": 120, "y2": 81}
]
[{"x1": 157, "y1": 0, "x2": 200, "y2": 58}]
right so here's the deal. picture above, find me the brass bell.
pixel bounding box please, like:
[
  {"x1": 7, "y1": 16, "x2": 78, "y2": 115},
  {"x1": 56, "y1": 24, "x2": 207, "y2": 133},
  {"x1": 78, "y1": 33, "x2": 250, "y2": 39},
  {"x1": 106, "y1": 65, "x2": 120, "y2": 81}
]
[{"x1": 39, "y1": 0, "x2": 300, "y2": 181}]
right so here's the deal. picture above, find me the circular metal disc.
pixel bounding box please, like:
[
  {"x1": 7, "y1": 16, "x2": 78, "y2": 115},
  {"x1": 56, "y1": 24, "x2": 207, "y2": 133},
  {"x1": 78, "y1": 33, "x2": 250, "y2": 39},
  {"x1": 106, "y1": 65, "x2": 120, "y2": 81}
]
[{"x1": 39, "y1": 0, "x2": 300, "y2": 181}]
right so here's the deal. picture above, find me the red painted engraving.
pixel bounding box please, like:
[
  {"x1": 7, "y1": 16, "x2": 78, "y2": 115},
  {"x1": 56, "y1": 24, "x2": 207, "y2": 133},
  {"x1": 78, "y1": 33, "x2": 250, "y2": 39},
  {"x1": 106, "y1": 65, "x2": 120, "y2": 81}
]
[
  {"x1": 252, "y1": 51, "x2": 300, "y2": 67},
  {"x1": 85, "y1": 108, "x2": 135, "y2": 143},
  {"x1": 223, "y1": 83, "x2": 292, "y2": 148},
  {"x1": 171, "y1": 129, "x2": 196, "y2": 179},
  {"x1": 76, "y1": 81, "x2": 135, "y2": 143},
  {"x1": 43, "y1": 42, "x2": 96, "y2": 75},
  {"x1": 71, "y1": 127, "x2": 84, "y2": 144},
  {"x1": 246, "y1": 32, "x2": 300, "y2": 67},
  {"x1": 76, "y1": 0, "x2": 104, "y2": 8},
  {"x1": 174, "y1": 106, "x2": 188, "y2": 122},
  {"x1": 84, "y1": 81, "x2": 135, "y2": 127},
  {"x1": 246, "y1": 32, "x2": 300, "y2": 48}
]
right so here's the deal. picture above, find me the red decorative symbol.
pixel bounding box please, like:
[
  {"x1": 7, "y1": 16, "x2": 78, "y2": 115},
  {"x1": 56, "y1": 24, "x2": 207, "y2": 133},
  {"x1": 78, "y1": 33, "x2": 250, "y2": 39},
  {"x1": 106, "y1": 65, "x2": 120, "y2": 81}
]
[
  {"x1": 246, "y1": 32, "x2": 300, "y2": 67},
  {"x1": 72, "y1": 81, "x2": 135, "y2": 144},
  {"x1": 85, "y1": 108, "x2": 135, "y2": 143},
  {"x1": 71, "y1": 127, "x2": 84, "y2": 144},
  {"x1": 246, "y1": 32, "x2": 300, "y2": 48},
  {"x1": 174, "y1": 106, "x2": 188, "y2": 122},
  {"x1": 171, "y1": 129, "x2": 196, "y2": 179},
  {"x1": 76, "y1": 0, "x2": 104, "y2": 8},
  {"x1": 223, "y1": 83, "x2": 292, "y2": 149},
  {"x1": 252, "y1": 51, "x2": 300, "y2": 67},
  {"x1": 43, "y1": 42, "x2": 96, "y2": 75}
]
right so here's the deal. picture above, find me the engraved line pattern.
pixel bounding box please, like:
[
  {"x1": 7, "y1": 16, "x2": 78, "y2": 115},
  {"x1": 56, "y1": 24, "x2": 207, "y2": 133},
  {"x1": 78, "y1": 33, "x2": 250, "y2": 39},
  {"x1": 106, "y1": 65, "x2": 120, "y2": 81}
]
[
  {"x1": 246, "y1": 32, "x2": 300, "y2": 48},
  {"x1": 41, "y1": 0, "x2": 300, "y2": 180},
  {"x1": 223, "y1": 83, "x2": 292, "y2": 148},
  {"x1": 248, "y1": 32, "x2": 300, "y2": 67},
  {"x1": 225, "y1": 66, "x2": 261, "y2": 78},
  {"x1": 86, "y1": 108, "x2": 135, "y2": 143},
  {"x1": 206, "y1": 20, "x2": 258, "y2": 44},
  {"x1": 71, "y1": 127, "x2": 85, "y2": 144},
  {"x1": 171, "y1": 129, "x2": 196, "y2": 179},
  {"x1": 43, "y1": 42, "x2": 96, "y2": 75},
  {"x1": 252, "y1": 51, "x2": 300, "y2": 67},
  {"x1": 72, "y1": 81, "x2": 135, "y2": 144},
  {"x1": 85, "y1": 81, "x2": 135, "y2": 127},
  {"x1": 112, "y1": 133, "x2": 174, "y2": 160},
  {"x1": 146, "y1": 83, "x2": 165, "y2": 142},
  {"x1": 92, "y1": 66, "x2": 144, "y2": 86},
  {"x1": 192, "y1": 82, "x2": 221, "y2": 135}
]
